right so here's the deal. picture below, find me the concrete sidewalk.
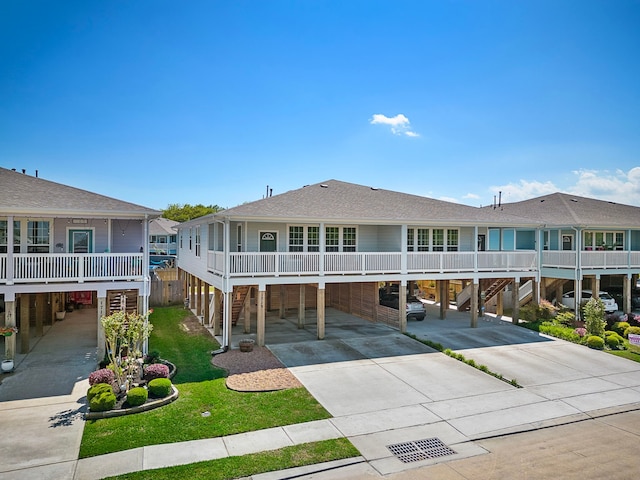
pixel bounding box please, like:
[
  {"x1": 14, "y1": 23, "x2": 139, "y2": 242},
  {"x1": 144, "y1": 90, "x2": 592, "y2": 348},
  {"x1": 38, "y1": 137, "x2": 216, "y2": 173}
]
[{"x1": 3, "y1": 304, "x2": 640, "y2": 479}]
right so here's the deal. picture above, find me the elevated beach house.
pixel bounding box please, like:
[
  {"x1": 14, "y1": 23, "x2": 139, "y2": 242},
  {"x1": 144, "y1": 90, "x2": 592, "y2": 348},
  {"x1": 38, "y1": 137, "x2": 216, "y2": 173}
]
[
  {"x1": 176, "y1": 180, "x2": 547, "y2": 347},
  {"x1": 0, "y1": 168, "x2": 160, "y2": 362},
  {"x1": 176, "y1": 180, "x2": 640, "y2": 349}
]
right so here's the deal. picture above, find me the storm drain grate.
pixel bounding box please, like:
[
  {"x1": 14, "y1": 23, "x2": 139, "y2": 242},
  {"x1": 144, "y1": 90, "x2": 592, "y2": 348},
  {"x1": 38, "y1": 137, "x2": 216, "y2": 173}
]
[{"x1": 387, "y1": 437, "x2": 456, "y2": 464}]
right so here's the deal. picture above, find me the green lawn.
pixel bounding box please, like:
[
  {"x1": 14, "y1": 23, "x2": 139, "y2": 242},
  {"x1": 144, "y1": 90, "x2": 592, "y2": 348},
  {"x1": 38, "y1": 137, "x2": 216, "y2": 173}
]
[
  {"x1": 80, "y1": 306, "x2": 334, "y2": 458},
  {"x1": 102, "y1": 439, "x2": 359, "y2": 480}
]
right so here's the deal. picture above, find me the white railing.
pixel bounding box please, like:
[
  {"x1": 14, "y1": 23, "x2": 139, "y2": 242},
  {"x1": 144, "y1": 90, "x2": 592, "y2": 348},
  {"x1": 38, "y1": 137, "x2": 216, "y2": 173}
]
[
  {"x1": 542, "y1": 250, "x2": 640, "y2": 269},
  {"x1": 208, "y1": 250, "x2": 539, "y2": 277},
  {"x1": 477, "y1": 251, "x2": 537, "y2": 271},
  {"x1": 0, "y1": 253, "x2": 144, "y2": 284}
]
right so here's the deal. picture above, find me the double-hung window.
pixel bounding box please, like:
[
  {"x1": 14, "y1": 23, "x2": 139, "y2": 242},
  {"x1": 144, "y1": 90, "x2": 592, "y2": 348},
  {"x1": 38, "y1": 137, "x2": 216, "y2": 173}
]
[
  {"x1": 27, "y1": 220, "x2": 50, "y2": 253},
  {"x1": 407, "y1": 228, "x2": 430, "y2": 251},
  {"x1": 0, "y1": 220, "x2": 20, "y2": 253},
  {"x1": 195, "y1": 226, "x2": 201, "y2": 257},
  {"x1": 288, "y1": 225, "x2": 321, "y2": 252}
]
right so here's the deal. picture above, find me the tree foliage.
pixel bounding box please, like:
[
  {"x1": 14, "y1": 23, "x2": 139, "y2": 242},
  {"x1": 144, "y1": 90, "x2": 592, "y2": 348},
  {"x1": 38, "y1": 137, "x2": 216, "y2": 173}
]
[
  {"x1": 102, "y1": 310, "x2": 153, "y2": 391},
  {"x1": 162, "y1": 203, "x2": 221, "y2": 222},
  {"x1": 584, "y1": 297, "x2": 606, "y2": 338}
]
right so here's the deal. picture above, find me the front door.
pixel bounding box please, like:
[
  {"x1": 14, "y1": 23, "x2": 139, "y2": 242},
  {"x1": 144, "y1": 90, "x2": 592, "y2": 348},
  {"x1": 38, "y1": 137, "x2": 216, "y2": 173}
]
[
  {"x1": 562, "y1": 234, "x2": 573, "y2": 251},
  {"x1": 69, "y1": 229, "x2": 93, "y2": 253},
  {"x1": 259, "y1": 232, "x2": 277, "y2": 252}
]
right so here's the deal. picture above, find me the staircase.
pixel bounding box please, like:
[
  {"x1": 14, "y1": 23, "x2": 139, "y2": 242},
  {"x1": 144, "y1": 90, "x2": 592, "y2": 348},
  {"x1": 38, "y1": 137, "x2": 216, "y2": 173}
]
[
  {"x1": 107, "y1": 289, "x2": 138, "y2": 315},
  {"x1": 230, "y1": 285, "x2": 251, "y2": 326},
  {"x1": 456, "y1": 278, "x2": 521, "y2": 311}
]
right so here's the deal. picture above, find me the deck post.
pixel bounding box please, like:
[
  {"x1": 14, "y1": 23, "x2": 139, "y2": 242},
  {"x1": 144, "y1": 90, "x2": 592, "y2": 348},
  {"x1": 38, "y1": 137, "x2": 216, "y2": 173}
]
[
  {"x1": 257, "y1": 287, "x2": 266, "y2": 346},
  {"x1": 399, "y1": 283, "x2": 407, "y2": 333},
  {"x1": 3, "y1": 298, "x2": 16, "y2": 362},
  {"x1": 512, "y1": 279, "x2": 520, "y2": 325},
  {"x1": 317, "y1": 283, "x2": 325, "y2": 340},
  {"x1": 97, "y1": 295, "x2": 107, "y2": 361},
  {"x1": 470, "y1": 282, "x2": 479, "y2": 328},
  {"x1": 20, "y1": 294, "x2": 30, "y2": 353},
  {"x1": 243, "y1": 286, "x2": 252, "y2": 334},
  {"x1": 298, "y1": 284, "x2": 305, "y2": 328}
]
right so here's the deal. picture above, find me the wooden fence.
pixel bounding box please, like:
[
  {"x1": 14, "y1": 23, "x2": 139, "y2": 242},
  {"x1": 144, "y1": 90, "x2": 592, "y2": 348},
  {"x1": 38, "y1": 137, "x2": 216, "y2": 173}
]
[{"x1": 149, "y1": 269, "x2": 184, "y2": 306}]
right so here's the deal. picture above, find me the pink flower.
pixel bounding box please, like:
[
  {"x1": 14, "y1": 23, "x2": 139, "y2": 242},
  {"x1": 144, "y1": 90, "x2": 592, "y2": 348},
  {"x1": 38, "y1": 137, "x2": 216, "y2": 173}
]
[{"x1": 574, "y1": 327, "x2": 587, "y2": 337}]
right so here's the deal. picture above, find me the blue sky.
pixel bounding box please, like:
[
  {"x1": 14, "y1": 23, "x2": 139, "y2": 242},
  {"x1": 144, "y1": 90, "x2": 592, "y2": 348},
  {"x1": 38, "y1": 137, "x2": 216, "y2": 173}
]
[{"x1": 1, "y1": 0, "x2": 639, "y2": 210}]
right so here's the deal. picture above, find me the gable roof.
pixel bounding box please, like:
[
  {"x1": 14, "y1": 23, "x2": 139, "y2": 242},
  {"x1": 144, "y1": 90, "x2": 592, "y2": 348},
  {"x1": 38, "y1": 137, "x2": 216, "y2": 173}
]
[
  {"x1": 0, "y1": 168, "x2": 160, "y2": 218},
  {"x1": 494, "y1": 192, "x2": 640, "y2": 228},
  {"x1": 206, "y1": 180, "x2": 539, "y2": 227},
  {"x1": 149, "y1": 217, "x2": 179, "y2": 235}
]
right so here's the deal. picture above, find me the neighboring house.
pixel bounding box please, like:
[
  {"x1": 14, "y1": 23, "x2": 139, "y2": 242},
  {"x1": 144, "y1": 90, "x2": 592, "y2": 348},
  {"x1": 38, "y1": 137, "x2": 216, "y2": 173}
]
[
  {"x1": 149, "y1": 217, "x2": 179, "y2": 255},
  {"x1": 0, "y1": 168, "x2": 160, "y2": 362},
  {"x1": 489, "y1": 192, "x2": 640, "y2": 312},
  {"x1": 176, "y1": 180, "x2": 544, "y2": 348}
]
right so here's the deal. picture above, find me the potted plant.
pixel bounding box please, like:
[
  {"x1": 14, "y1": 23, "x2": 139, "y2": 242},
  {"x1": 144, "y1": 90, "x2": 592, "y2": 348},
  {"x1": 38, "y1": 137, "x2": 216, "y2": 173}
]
[
  {"x1": 0, "y1": 326, "x2": 18, "y2": 337},
  {"x1": 56, "y1": 310, "x2": 66, "y2": 320},
  {"x1": 1, "y1": 356, "x2": 14, "y2": 373}
]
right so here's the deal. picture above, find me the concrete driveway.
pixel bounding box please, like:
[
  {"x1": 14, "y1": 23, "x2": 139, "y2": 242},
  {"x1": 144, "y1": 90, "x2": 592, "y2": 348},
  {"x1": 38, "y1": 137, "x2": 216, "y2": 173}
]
[
  {"x1": 0, "y1": 308, "x2": 96, "y2": 478},
  {"x1": 267, "y1": 305, "x2": 640, "y2": 476}
]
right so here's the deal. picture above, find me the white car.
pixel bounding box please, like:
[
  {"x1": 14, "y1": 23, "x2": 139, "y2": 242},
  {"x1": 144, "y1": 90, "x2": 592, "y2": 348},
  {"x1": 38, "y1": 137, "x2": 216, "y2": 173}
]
[{"x1": 561, "y1": 290, "x2": 619, "y2": 313}]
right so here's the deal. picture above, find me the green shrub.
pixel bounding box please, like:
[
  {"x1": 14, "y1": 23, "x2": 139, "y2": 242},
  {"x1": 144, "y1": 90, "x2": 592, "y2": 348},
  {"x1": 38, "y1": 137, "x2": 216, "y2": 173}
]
[
  {"x1": 606, "y1": 334, "x2": 622, "y2": 349},
  {"x1": 126, "y1": 387, "x2": 148, "y2": 407},
  {"x1": 87, "y1": 383, "x2": 113, "y2": 402},
  {"x1": 148, "y1": 378, "x2": 172, "y2": 398},
  {"x1": 555, "y1": 311, "x2": 576, "y2": 327},
  {"x1": 519, "y1": 304, "x2": 539, "y2": 323},
  {"x1": 539, "y1": 323, "x2": 581, "y2": 343},
  {"x1": 611, "y1": 322, "x2": 630, "y2": 337},
  {"x1": 89, "y1": 389, "x2": 117, "y2": 412},
  {"x1": 623, "y1": 326, "x2": 640, "y2": 338},
  {"x1": 538, "y1": 299, "x2": 558, "y2": 320},
  {"x1": 586, "y1": 335, "x2": 605, "y2": 350},
  {"x1": 584, "y1": 298, "x2": 606, "y2": 337}
]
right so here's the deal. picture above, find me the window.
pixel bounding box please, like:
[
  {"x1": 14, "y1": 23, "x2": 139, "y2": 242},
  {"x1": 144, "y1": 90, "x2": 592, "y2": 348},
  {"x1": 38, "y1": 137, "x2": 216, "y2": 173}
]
[
  {"x1": 308, "y1": 226, "x2": 319, "y2": 252},
  {"x1": 237, "y1": 225, "x2": 242, "y2": 252},
  {"x1": 584, "y1": 230, "x2": 625, "y2": 250},
  {"x1": 488, "y1": 229, "x2": 501, "y2": 250},
  {"x1": 343, "y1": 227, "x2": 356, "y2": 252},
  {"x1": 189, "y1": 228, "x2": 192, "y2": 250},
  {"x1": 325, "y1": 227, "x2": 339, "y2": 252},
  {"x1": 407, "y1": 228, "x2": 429, "y2": 251},
  {"x1": 195, "y1": 226, "x2": 201, "y2": 257},
  {"x1": 27, "y1": 220, "x2": 50, "y2": 253},
  {"x1": 287, "y1": 226, "x2": 320, "y2": 252},
  {"x1": 0, "y1": 220, "x2": 20, "y2": 253},
  {"x1": 447, "y1": 229, "x2": 459, "y2": 251},
  {"x1": 502, "y1": 229, "x2": 515, "y2": 251},
  {"x1": 432, "y1": 229, "x2": 444, "y2": 251},
  {"x1": 289, "y1": 226, "x2": 304, "y2": 252}
]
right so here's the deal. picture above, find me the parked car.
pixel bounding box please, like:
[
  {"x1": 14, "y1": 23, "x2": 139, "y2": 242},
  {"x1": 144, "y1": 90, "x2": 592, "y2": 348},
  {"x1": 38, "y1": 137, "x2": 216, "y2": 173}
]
[
  {"x1": 602, "y1": 287, "x2": 640, "y2": 311},
  {"x1": 406, "y1": 296, "x2": 426, "y2": 321},
  {"x1": 379, "y1": 290, "x2": 426, "y2": 320},
  {"x1": 561, "y1": 290, "x2": 619, "y2": 313}
]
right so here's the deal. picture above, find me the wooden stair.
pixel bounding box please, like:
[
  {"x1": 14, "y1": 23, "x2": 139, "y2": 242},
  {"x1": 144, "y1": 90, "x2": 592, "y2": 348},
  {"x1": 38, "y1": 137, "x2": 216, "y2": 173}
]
[
  {"x1": 107, "y1": 289, "x2": 138, "y2": 315},
  {"x1": 457, "y1": 278, "x2": 512, "y2": 311},
  {"x1": 230, "y1": 285, "x2": 251, "y2": 326}
]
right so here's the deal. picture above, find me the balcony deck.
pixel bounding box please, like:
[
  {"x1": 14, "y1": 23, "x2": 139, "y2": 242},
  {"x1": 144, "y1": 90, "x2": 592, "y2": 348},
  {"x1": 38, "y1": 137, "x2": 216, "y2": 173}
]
[
  {"x1": 0, "y1": 253, "x2": 145, "y2": 284},
  {"x1": 207, "y1": 250, "x2": 539, "y2": 277}
]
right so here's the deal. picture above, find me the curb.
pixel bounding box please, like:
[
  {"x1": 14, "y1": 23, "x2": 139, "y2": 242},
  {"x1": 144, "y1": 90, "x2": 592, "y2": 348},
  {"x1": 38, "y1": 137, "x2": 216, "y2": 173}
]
[{"x1": 85, "y1": 385, "x2": 179, "y2": 420}]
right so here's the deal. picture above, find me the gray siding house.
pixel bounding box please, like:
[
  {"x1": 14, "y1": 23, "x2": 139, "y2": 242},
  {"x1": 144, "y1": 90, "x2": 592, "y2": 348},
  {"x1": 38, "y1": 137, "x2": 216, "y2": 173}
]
[
  {"x1": 176, "y1": 180, "x2": 551, "y2": 348},
  {"x1": 0, "y1": 168, "x2": 160, "y2": 362}
]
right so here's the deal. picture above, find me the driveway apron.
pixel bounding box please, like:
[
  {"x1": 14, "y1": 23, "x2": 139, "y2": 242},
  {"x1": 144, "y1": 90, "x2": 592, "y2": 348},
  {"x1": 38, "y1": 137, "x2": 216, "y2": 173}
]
[
  {"x1": 269, "y1": 305, "x2": 640, "y2": 476},
  {"x1": 0, "y1": 308, "x2": 96, "y2": 476}
]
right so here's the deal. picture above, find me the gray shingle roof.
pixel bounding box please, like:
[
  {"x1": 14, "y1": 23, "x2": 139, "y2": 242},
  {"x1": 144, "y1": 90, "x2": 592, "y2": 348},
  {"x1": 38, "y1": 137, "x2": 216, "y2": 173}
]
[
  {"x1": 215, "y1": 180, "x2": 539, "y2": 226},
  {"x1": 0, "y1": 167, "x2": 160, "y2": 218},
  {"x1": 149, "y1": 217, "x2": 179, "y2": 235},
  {"x1": 493, "y1": 192, "x2": 640, "y2": 228}
]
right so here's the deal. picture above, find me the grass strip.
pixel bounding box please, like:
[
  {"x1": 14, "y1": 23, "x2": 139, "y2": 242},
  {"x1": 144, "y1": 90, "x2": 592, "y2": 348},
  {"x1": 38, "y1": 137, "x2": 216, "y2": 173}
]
[
  {"x1": 80, "y1": 306, "x2": 331, "y2": 458},
  {"x1": 405, "y1": 333, "x2": 522, "y2": 388},
  {"x1": 102, "y1": 438, "x2": 359, "y2": 480}
]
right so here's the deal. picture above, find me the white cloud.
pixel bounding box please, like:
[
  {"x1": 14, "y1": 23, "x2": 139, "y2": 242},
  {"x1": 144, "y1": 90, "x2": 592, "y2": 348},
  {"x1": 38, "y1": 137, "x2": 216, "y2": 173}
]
[
  {"x1": 486, "y1": 167, "x2": 640, "y2": 206},
  {"x1": 370, "y1": 113, "x2": 419, "y2": 137}
]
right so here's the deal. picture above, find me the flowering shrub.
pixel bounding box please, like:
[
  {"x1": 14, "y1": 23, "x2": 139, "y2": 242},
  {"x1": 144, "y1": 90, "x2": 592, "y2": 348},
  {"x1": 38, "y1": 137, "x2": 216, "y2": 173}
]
[
  {"x1": 89, "y1": 368, "x2": 116, "y2": 386},
  {"x1": 144, "y1": 363, "x2": 170, "y2": 381},
  {"x1": 574, "y1": 327, "x2": 587, "y2": 338}
]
